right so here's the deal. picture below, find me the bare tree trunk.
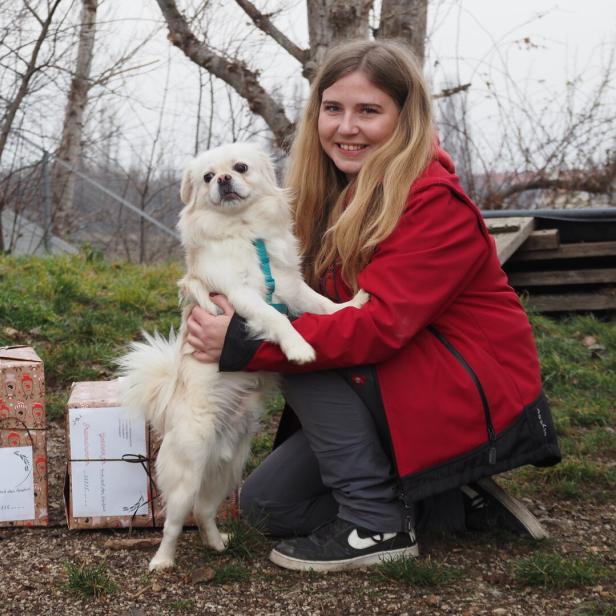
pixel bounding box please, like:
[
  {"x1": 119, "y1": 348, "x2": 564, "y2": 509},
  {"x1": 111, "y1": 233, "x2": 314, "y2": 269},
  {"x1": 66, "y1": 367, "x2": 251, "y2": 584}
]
[
  {"x1": 52, "y1": 0, "x2": 98, "y2": 235},
  {"x1": 305, "y1": 0, "x2": 374, "y2": 79},
  {"x1": 378, "y1": 0, "x2": 427, "y2": 66},
  {"x1": 0, "y1": 0, "x2": 63, "y2": 166}
]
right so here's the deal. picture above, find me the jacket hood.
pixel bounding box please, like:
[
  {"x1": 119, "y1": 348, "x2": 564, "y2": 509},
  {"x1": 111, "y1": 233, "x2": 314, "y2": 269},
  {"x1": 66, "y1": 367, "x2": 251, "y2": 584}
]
[{"x1": 435, "y1": 146, "x2": 456, "y2": 174}]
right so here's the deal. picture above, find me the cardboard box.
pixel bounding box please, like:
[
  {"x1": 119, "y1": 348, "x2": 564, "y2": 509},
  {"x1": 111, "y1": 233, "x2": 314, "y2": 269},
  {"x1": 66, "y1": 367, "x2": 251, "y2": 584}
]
[
  {"x1": 65, "y1": 380, "x2": 238, "y2": 529},
  {"x1": 0, "y1": 346, "x2": 48, "y2": 527}
]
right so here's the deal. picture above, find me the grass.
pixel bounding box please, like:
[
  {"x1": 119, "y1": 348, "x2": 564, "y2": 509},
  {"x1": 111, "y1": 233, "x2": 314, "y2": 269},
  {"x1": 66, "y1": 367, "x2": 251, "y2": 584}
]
[
  {"x1": 220, "y1": 515, "x2": 271, "y2": 561},
  {"x1": 560, "y1": 429, "x2": 616, "y2": 457},
  {"x1": 62, "y1": 560, "x2": 116, "y2": 599},
  {"x1": 375, "y1": 555, "x2": 461, "y2": 587},
  {"x1": 504, "y1": 312, "x2": 616, "y2": 499},
  {"x1": 211, "y1": 562, "x2": 251, "y2": 584},
  {"x1": 573, "y1": 601, "x2": 616, "y2": 616},
  {"x1": 168, "y1": 599, "x2": 197, "y2": 612},
  {"x1": 0, "y1": 252, "x2": 182, "y2": 419},
  {"x1": 512, "y1": 552, "x2": 608, "y2": 589},
  {"x1": 531, "y1": 313, "x2": 616, "y2": 435},
  {"x1": 512, "y1": 456, "x2": 616, "y2": 500}
]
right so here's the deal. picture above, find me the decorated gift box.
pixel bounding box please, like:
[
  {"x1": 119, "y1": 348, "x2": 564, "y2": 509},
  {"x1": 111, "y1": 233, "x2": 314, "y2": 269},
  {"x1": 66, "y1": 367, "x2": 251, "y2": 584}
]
[
  {"x1": 0, "y1": 346, "x2": 48, "y2": 527},
  {"x1": 64, "y1": 380, "x2": 238, "y2": 529}
]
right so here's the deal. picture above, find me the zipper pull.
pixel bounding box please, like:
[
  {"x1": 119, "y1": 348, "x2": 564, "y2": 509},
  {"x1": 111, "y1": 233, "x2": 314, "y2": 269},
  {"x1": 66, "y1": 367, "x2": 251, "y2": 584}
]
[
  {"x1": 398, "y1": 487, "x2": 415, "y2": 532},
  {"x1": 405, "y1": 515, "x2": 414, "y2": 533},
  {"x1": 489, "y1": 446, "x2": 497, "y2": 465}
]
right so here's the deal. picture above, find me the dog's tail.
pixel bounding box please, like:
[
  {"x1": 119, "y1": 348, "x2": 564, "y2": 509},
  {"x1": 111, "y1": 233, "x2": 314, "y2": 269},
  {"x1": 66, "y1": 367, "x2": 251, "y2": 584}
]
[{"x1": 116, "y1": 330, "x2": 181, "y2": 435}]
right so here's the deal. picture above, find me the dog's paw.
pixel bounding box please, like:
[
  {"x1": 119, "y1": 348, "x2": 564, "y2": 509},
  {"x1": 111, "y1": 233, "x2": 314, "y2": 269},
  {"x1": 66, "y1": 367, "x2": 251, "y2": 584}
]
[
  {"x1": 349, "y1": 288, "x2": 370, "y2": 308},
  {"x1": 208, "y1": 531, "x2": 229, "y2": 552},
  {"x1": 149, "y1": 554, "x2": 175, "y2": 572},
  {"x1": 281, "y1": 339, "x2": 316, "y2": 364}
]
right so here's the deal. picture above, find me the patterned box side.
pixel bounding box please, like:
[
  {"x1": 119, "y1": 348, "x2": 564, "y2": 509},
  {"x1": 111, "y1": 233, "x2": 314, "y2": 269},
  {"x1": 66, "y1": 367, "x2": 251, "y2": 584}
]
[
  {"x1": 0, "y1": 346, "x2": 45, "y2": 430},
  {"x1": 0, "y1": 428, "x2": 49, "y2": 527}
]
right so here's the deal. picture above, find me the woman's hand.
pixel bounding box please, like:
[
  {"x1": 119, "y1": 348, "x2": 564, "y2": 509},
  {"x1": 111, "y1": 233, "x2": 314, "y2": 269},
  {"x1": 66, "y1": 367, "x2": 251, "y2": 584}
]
[{"x1": 186, "y1": 294, "x2": 235, "y2": 363}]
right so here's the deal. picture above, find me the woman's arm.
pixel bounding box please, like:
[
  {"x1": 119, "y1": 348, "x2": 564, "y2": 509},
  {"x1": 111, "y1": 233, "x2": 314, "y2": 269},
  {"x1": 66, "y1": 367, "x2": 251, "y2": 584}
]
[{"x1": 191, "y1": 185, "x2": 493, "y2": 371}]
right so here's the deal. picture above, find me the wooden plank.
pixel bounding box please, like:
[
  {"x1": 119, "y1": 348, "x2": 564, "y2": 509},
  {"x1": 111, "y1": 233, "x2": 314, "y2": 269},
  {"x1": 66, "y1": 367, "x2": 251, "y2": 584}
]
[
  {"x1": 518, "y1": 229, "x2": 560, "y2": 252},
  {"x1": 526, "y1": 292, "x2": 616, "y2": 313},
  {"x1": 485, "y1": 221, "x2": 521, "y2": 234},
  {"x1": 485, "y1": 217, "x2": 536, "y2": 265},
  {"x1": 509, "y1": 268, "x2": 616, "y2": 287},
  {"x1": 510, "y1": 241, "x2": 616, "y2": 262}
]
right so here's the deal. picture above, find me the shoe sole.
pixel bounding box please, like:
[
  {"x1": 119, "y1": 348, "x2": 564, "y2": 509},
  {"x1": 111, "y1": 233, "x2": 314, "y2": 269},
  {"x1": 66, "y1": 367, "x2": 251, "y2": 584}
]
[
  {"x1": 476, "y1": 477, "x2": 549, "y2": 540},
  {"x1": 269, "y1": 544, "x2": 419, "y2": 572}
]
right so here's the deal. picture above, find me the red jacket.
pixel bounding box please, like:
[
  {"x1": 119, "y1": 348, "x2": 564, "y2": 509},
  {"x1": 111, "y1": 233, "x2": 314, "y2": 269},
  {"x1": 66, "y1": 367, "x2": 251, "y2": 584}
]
[{"x1": 222, "y1": 149, "x2": 560, "y2": 502}]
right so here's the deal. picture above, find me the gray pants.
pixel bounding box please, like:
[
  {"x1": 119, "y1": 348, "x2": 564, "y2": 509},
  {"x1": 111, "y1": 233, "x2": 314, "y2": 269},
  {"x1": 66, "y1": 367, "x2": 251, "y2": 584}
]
[{"x1": 240, "y1": 370, "x2": 465, "y2": 536}]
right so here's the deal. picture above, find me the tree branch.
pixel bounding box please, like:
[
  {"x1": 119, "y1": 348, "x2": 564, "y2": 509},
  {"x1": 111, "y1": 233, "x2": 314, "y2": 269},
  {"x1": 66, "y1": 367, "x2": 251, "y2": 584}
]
[
  {"x1": 233, "y1": 0, "x2": 309, "y2": 67},
  {"x1": 0, "y1": 0, "x2": 63, "y2": 165},
  {"x1": 155, "y1": 0, "x2": 294, "y2": 150},
  {"x1": 485, "y1": 161, "x2": 616, "y2": 209},
  {"x1": 432, "y1": 82, "x2": 471, "y2": 99}
]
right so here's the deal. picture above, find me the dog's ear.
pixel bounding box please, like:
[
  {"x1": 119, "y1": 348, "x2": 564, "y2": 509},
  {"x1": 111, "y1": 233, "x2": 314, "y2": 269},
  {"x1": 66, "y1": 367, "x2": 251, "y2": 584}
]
[
  {"x1": 180, "y1": 166, "x2": 194, "y2": 205},
  {"x1": 257, "y1": 151, "x2": 278, "y2": 188}
]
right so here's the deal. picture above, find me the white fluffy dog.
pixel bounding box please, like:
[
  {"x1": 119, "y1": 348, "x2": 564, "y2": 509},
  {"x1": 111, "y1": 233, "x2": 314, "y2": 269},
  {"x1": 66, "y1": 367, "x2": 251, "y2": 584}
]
[{"x1": 118, "y1": 142, "x2": 367, "y2": 571}]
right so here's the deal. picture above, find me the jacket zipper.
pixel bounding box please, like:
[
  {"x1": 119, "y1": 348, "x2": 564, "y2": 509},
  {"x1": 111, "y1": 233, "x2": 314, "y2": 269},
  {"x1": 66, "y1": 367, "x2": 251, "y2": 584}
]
[{"x1": 428, "y1": 325, "x2": 497, "y2": 465}]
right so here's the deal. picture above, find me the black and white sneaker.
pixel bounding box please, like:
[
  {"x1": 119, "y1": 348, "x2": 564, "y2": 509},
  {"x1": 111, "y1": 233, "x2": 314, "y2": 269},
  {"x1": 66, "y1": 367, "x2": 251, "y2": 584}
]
[
  {"x1": 462, "y1": 477, "x2": 549, "y2": 540},
  {"x1": 269, "y1": 517, "x2": 418, "y2": 572}
]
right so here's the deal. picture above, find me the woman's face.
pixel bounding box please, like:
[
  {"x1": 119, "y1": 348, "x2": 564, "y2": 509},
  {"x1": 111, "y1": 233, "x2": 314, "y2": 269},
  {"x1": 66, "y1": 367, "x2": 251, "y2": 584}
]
[{"x1": 317, "y1": 70, "x2": 400, "y2": 180}]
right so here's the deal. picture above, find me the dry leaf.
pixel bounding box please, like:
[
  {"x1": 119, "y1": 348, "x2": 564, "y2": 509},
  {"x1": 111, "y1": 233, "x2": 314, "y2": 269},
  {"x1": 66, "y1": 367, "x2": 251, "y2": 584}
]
[
  {"x1": 132, "y1": 585, "x2": 150, "y2": 599},
  {"x1": 103, "y1": 537, "x2": 160, "y2": 550},
  {"x1": 588, "y1": 344, "x2": 607, "y2": 358},
  {"x1": 191, "y1": 566, "x2": 216, "y2": 585}
]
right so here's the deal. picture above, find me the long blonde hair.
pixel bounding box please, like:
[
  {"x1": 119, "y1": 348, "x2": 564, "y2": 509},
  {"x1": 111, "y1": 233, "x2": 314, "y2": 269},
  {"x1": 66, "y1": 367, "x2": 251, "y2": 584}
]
[{"x1": 286, "y1": 39, "x2": 435, "y2": 291}]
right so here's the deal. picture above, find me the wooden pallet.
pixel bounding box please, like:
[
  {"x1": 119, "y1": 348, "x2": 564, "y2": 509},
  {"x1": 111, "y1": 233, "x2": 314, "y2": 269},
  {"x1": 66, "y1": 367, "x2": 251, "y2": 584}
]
[
  {"x1": 524, "y1": 291, "x2": 616, "y2": 312},
  {"x1": 485, "y1": 217, "x2": 536, "y2": 265},
  {"x1": 499, "y1": 224, "x2": 616, "y2": 312},
  {"x1": 510, "y1": 240, "x2": 616, "y2": 262}
]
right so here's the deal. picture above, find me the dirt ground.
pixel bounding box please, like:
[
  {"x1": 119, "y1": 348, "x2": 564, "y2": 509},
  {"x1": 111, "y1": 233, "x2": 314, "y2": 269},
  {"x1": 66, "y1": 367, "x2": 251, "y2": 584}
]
[{"x1": 0, "y1": 419, "x2": 614, "y2": 616}]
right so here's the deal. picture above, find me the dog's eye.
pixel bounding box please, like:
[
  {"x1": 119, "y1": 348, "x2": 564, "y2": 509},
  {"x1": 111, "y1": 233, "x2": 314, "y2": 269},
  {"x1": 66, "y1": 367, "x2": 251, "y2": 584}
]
[
  {"x1": 204, "y1": 172, "x2": 215, "y2": 183},
  {"x1": 233, "y1": 163, "x2": 248, "y2": 174}
]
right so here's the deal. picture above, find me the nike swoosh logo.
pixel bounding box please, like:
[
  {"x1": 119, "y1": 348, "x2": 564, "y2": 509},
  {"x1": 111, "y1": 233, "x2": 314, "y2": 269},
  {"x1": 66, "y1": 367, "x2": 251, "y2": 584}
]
[{"x1": 347, "y1": 529, "x2": 396, "y2": 550}]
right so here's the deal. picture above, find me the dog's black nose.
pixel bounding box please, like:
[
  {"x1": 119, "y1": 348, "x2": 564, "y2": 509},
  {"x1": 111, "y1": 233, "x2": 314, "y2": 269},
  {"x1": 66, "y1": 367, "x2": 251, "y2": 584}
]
[{"x1": 217, "y1": 174, "x2": 232, "y2": 185}]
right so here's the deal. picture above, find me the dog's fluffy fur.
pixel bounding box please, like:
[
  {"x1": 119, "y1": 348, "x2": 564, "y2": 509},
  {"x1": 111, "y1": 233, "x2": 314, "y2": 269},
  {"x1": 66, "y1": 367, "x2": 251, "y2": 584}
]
[{"x1": 117, "y1": 142, "x2": 367, "y2": 571}]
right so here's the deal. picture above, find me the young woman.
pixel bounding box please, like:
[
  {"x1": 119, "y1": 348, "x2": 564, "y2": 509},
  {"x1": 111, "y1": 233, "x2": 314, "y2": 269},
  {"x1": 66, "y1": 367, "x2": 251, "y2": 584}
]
[{"x1": 186, "y1": 39, "x2": 561, "y2": 572}]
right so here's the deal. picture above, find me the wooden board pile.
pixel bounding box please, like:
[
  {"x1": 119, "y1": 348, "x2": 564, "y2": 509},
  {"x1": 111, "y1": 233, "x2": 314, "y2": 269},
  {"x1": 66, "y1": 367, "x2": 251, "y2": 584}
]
[{"x1": 486, "y1": 216, "x2": 616, "y2": 313}]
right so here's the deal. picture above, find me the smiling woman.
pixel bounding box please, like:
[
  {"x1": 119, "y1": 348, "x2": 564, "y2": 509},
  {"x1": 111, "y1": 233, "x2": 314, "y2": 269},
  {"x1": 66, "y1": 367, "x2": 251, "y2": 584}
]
[{"x1": 187, "y1": 39, "x2": 561, "y2": 573}]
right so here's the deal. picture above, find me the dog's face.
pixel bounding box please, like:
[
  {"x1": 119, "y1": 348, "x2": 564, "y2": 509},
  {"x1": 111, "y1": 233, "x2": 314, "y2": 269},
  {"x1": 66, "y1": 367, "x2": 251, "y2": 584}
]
[{"x1": 180, "y1": 142, "x2": 278, "y2": 213}]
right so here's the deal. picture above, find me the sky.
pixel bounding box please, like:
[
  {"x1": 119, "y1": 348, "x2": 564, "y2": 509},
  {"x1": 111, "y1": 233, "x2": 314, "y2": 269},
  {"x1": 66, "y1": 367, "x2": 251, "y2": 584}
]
[
  {"x1": 428, "y1": 1, "x2": 615, "y2": 102},
  {"x1": 72, "y1": 1, "x2": 616, "y2": 171}
]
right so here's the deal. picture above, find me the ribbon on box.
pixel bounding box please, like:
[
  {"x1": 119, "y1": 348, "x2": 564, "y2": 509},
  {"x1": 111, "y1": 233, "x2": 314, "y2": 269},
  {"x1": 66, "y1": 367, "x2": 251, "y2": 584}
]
[
  {"x1": 69, "y1": 451, "x2": 160, "y2": 530},
  {"x1": 0, "y1": 417, "x2": 35, "y2": 447}
]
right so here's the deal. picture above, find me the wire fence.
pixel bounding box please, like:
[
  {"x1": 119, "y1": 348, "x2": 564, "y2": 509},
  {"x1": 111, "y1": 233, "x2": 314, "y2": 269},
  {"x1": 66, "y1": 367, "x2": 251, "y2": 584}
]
[{"x1": 0, "y1": 133, "x2": 182, "y2": 262}]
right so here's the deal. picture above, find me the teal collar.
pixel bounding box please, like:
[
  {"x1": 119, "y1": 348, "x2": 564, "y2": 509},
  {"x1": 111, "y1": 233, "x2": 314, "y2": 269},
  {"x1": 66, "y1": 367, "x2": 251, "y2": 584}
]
[{"x1": 252, "y1": 239, "x2": 289, "y2": 315}]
